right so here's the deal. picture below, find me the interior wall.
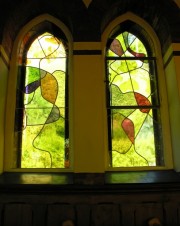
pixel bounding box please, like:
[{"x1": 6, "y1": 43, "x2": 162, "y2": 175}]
[{"x1": 164, "y1": 44, "x2": 180, "y2": 171}]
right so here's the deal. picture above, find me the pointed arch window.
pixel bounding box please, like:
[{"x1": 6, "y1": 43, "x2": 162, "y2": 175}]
[
  {"x1": 14, "y1": 25, "x2": 69, "y2": 169},
  {"x1": 106, "y1": 22, "x2": 164, "y2": 168}
]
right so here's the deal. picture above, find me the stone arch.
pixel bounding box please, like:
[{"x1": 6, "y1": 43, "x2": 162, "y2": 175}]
[{"x1": 89, "y1": 0, "x2": 180, "y2": 54}]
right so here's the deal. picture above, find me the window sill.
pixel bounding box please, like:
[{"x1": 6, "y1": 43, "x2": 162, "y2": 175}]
[
  {"x1": 0, "y1": 172, "x2": 73, "y2": 185},
  {"x1": 0, "y1": 170, "x2": 180, "y2": 194},
  {"x1": 105, "y1": 169, "x2": 180, "y2": 184}
]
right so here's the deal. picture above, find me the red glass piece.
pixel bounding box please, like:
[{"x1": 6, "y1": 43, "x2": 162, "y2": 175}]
[
  {"x1": 122, "y1": 118, "x2": 135, "y2": 144},
  {"x1": 127, "y1": 47, "x2": 146, "y2": 60},
  {"x1": 110, "y1": 39, "x2": 124, "y2": 56},
  {"x1": 134, "y1": 92, "x2": 151, "y2": 113}
]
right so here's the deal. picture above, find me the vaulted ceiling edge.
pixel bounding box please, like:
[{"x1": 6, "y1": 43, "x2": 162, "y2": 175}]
[{"x1": 82, "y1": 0, "x2": 92, "y2": 8}]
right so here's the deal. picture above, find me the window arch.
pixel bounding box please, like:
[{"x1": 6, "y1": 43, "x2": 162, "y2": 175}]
[
  {"x1": 5, "y1": 15, "x2": 72, "y2": 171},
  {"x1": 103, "y1": 14, "x2": 173, "y2": 169}
]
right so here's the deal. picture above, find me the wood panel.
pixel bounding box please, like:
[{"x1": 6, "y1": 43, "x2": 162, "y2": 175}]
[
  {"x1": 76, "y1": 204, "x2": 91, "y2": 226},
  {"x1": 164, "y1": 202, "x2": 178, "y2": 226},
  {"x1": 134, "y1": 203, "x2": 164, "y2": 226},
  {"x1": 0, "y1": 203, "x2": 3, "y2": 226},
  {"x1": 3, "y1": 203, "x2": 32, "y2": 226},
  {"x1": 47, "y1": 203, "x2": 75, "y2": 226},
  {"x1": 91, "y1": 203, "x2": 121, "y2": 226},
  {"x1": 0, "y1": 189, "x2": 180, "y2": 226},
  {"x1": 32, "y1": 204, "x2": 47, "y2": 226}
]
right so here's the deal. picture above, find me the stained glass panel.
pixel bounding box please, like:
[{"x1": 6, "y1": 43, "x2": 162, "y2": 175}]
[
  {"x1": 106, "y1": 31, "x2": 163, "y2": 167},
  {"x1": 15, "y1": 32, "x2": 69, "y2": 168}
]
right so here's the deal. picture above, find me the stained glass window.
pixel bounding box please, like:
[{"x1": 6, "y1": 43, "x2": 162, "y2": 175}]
[
  {"x1": 106, "y1": 30, "x2": 164, "y2": 167},
  {"x1": 14, "y1": 31, "x2": 69, "y2": 168}
]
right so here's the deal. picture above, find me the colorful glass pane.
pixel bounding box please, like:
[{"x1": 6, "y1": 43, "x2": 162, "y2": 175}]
[
  {"x1": 107, "y1": 31, "x2": 163, "y2": 167},
  {"x1": 15, "y1": 32, "x2": 69, "y2": 168}
]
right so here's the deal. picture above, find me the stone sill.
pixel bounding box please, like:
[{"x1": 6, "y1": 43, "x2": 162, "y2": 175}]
[{"x1": 0, "y1": 170, "x2": 180, "y2": 194}]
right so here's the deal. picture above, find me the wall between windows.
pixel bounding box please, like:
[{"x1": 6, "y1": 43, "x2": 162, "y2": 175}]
[
  {"x1": 164, "y1": 43, "x2": 180, "y2": 172},
  {"x1": 72, "y1": 49, "x2": 106, "y2": 172}
]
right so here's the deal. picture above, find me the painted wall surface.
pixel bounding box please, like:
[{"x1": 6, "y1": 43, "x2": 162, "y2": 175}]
[
  {"x1": 73, "y1": 53, "x2": 106, "y2": 172},
  {"x1": 164, "y1": 44, "x2": 180, "y2": 171}
]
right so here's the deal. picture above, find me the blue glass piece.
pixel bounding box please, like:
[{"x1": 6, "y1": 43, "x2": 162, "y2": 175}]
[{"x1": 24, "y1": 80, "x2": 40, "y2": 94}]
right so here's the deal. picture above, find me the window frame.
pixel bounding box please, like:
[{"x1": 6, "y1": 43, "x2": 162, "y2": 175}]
[
  {"x1": 102, "y1": 12, "x2": 173, "y2": 171},
  {"x1": 4, "y1": 14, "x2": 73, "y2": 173}
]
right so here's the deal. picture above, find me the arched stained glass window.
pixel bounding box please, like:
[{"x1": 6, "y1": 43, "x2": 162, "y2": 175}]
[
  {"x1": 106, "y1": 24, "x2": 164, "y2": 168},
  {"x1": 14, "y1": 29, "x2": 69, "y2": 168}
]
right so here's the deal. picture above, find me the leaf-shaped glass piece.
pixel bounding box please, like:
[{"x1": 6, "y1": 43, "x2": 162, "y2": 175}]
[
  {"x1": 134, "y1": 92, "x2": 151, "y2": 113},
  {"x1": 41, "y1": 72, "x2": 58, "y2": 104},
  {"x1": 127, "y1": 47, "x2": 146, "y2": 59},
  {"x1": 24, "y1": 80, "x2": 40, "y2": 94},
  {"x1": 122, "y1": 118, "x2": 135, "y2": 144},
  {"x1": 46, "y1": 105, "x2": 60, "y2": 124},
  {"x1": 110, "y1": 39, "x2": 124, "y2": 56}
]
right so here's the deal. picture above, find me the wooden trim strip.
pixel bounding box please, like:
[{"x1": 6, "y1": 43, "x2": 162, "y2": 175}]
[
  {"x1": 0, "y1": 45, "x2": 9, "y2": 68},
  {"x1": 164, "y1": 51, "x2": 180, "y2": 69}
]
